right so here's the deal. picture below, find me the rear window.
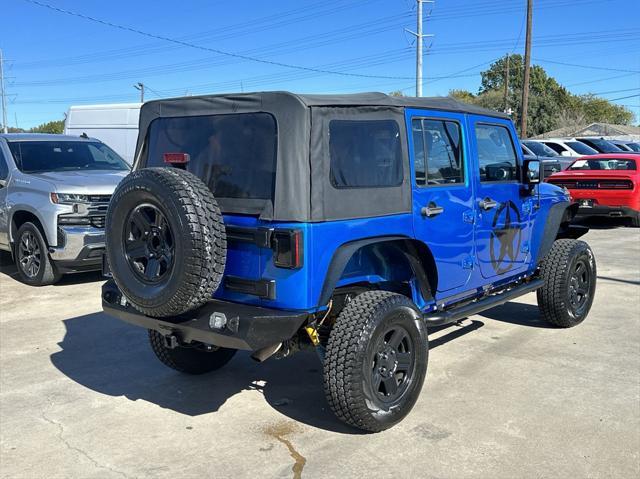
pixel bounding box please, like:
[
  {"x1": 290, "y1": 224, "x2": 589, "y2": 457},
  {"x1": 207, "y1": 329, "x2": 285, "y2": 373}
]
[
  {"x1": 8, "y1": 141, "x2": 129, "y2": 173},
  {"x1": 569, "y1": 158, "x2": 636, "y2": 170},
  {"x1": 146, "y1": 113, "x2": 277, "y2": 200},
  {"x1": 329, "y1": 120, "x2": 403, "y2": 188}
]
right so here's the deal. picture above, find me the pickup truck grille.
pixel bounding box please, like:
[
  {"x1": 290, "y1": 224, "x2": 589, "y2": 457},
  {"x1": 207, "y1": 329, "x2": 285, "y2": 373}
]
[
  {"x1": 88, "y1": 195, "x2": 111, "y2": 229},
  {"x1": 550, "y1": 179, "x2": 633, "y2": 190}
]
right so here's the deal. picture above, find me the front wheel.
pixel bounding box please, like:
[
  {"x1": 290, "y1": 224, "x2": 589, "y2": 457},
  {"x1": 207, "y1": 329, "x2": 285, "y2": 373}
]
[
  {"x1": 14, "y1": 222, "x2": 60, "y2": 286},
  {"x1": 148, "y1": 330, "x2": 236, "y2": 375},
  {"x1": 323, "y1": 291, "x2": 428, "y2": 432},
  {"x1": 537, "y1": 239, "x2": 596, "y2": 328}
]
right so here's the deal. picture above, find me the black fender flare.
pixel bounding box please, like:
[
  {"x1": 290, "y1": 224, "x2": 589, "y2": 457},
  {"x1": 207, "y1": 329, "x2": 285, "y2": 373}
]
[{"x1": 317, "y1": 236, "x2": 436, "y2": 306}]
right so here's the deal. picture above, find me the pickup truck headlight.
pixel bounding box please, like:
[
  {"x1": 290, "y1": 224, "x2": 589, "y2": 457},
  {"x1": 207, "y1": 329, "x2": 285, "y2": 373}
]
[{"x1": 51, "y1": 193, "x2": 89, "y2": 204}]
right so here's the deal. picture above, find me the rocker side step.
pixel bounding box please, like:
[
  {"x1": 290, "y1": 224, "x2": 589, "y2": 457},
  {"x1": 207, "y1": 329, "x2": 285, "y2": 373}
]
[{"x1": 424, "y1": 279, "x2": 544, "y2": 327}]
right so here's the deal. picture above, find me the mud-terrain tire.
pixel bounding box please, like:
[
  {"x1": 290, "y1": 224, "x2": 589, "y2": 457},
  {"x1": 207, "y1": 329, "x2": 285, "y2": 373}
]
[
  {"x1": 323, "y1": 291, "x2": 428, "y2": 432},
  {"x1": 537, "y1": 239, "x2": 596, "y2": 328},
  {"x1": 106, "y1": 167, "x2": 226, "y2": 317},
  {"x1": 148, "y1": 330, "x2": 236, "y2": 374},
  {"x1": 14, "y1": 222, "x2": 61, "y2": 286}
]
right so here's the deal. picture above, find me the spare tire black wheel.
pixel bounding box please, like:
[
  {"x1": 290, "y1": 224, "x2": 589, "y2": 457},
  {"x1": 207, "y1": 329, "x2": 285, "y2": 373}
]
[{"x1": 106, "y1": 167, "x2": 226, "y2": 317}]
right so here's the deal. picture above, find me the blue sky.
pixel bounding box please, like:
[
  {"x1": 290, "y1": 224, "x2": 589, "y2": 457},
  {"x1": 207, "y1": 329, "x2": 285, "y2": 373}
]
[{"x1": 2, "y1": 0, "x2": 639, "y2": 129}]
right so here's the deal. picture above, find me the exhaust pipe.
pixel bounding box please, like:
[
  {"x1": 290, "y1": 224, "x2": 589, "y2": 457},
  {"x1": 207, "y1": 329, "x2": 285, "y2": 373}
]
[{"x1": 251, "y1": 342, "x2": 282, "y2": 362}]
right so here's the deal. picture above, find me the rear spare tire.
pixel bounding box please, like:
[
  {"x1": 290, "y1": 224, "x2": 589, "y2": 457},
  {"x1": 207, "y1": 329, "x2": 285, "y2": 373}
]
[{"x1": 106, "y1": 167, "x2": 226, "y2": 317}]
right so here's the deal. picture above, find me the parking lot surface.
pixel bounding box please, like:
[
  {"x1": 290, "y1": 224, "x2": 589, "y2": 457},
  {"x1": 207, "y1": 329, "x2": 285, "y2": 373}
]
[{"x1": 1, "y1": 226, "x2": 639, "y2": 479}]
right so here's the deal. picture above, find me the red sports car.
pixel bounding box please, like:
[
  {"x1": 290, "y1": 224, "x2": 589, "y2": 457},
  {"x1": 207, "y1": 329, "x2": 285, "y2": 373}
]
[{"x1": 547, "y1": 154, "x2": 640, "y2": 227}]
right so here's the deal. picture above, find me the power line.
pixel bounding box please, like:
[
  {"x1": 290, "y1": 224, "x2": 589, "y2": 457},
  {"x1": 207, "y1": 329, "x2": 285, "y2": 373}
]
[
  {"x1": 534, "y1": 58, "x2": 640, "y2": 74},
  {"x1": 608, "y1": 93, "x2": 640, "y2": 102},
  {"x1": 20, "y1": 0, "x2": 415, "y2": 81}
]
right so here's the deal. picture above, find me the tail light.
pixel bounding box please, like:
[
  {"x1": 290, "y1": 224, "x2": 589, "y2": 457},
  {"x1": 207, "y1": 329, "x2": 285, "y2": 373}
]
[
  {"x1": 597, "y1": 180, "x2": 633, "y2": 189},
  {"x1": 272, "y1": 229, "x2": 303, "y2": 269}
]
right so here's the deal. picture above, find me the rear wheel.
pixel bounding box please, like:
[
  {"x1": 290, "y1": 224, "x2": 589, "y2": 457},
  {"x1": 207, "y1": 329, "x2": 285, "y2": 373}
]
[
  {"x1": 323, "y1": 291, "x2": 428, "y2": 432},
  {"x1": 14, "y1": 222, "x2": 60, "y2": 286},
  {"x1": 148, "y1": 330, "x2": 236, "y2": 375},
  {"x1": 537, "y1": 239, "x2": 596, "y2": 328}
]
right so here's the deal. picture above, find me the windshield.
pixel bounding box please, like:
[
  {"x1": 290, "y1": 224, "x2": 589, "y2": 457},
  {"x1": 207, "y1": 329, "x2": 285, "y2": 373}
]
[
  {"x1": 146, "y1": 113, "x2": 277, "y2": 201},
  {"x1": 8, "y1": 141, "x2": 130, "y2": 173},
  {"x1": 569, "y1": 158, "x2": 636, "y2": 171},
  {"x1": 565, "y1": 141, "x2": 598, "y2": 155},
  {"x1": 577, "y1": 138, "x2": 623, "y2": 153},
  {"x1": 523, "y1": 141, "x2": 558, "y2": 157}
]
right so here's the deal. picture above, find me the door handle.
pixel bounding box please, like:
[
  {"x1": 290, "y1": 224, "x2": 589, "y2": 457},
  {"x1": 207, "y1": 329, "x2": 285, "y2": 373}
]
[
  {"x1": 479, "y1": 197, "x2": 498, "y2": 210},
  {"x1": 421, "y1": 202, "x2": 444, "y2": 218}
]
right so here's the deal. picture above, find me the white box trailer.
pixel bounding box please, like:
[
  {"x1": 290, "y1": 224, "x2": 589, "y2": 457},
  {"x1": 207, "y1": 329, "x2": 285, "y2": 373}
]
[{"x1": 64, "y1": 103, "x2": 141, "y2": 164}]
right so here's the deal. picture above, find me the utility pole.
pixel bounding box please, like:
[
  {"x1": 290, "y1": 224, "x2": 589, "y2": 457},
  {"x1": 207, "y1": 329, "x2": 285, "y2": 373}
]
[
  {"x1": 504, "y1": 54, "x2": 510, "y2": 114},
  {"x1": 1, "y1": 49, "x2": 8, "y2": 134},
  {"x1": 407, "y1": 0, "x2": 434, "y2": 97},
  {"x1": 520, "y1": 0, "x2": 533, "y2": 137},
  {"x1": 134, "y1": 82, "x2": 145, "y2": 103}
]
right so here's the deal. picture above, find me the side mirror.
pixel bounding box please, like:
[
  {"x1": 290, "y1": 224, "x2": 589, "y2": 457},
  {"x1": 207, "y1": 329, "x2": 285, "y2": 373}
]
[{"x1": 523, "y1": 159, "x2": 541, "y2": 186}]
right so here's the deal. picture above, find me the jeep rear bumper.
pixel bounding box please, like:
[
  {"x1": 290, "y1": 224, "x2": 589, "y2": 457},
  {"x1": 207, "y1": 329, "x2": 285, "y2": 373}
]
[{"x1": 101, "y1": 280, "x2": 309, "y2": 351}]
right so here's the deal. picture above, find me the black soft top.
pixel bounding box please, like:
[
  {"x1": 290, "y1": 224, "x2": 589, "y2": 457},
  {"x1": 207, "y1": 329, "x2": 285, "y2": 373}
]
[{"x1": 136, "y1": 91, "x2": 510, "y2": 222}]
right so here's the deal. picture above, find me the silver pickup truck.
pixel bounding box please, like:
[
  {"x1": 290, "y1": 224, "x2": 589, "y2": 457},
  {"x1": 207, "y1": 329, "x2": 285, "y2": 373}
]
[{"x1": 0, "y1": 134, "x2": 130, "y2": 285}]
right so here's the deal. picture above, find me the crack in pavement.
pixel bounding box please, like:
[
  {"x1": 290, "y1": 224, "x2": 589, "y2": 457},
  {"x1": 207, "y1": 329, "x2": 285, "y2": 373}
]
[{"x1": 40, "y1": 402, "x2": 134, "y2": 479}]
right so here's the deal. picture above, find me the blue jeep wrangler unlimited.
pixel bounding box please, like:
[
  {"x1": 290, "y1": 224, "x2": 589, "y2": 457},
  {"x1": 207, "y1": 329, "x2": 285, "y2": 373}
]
[{"x1": 102, "y1": 92, "x2": 596, "y2": 432}]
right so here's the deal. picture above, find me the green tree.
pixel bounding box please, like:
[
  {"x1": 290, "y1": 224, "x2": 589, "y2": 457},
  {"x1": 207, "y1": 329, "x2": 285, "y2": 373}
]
[
  {"x1": 30, "y1": 120, "x2": 65, "y2": 134},
  {"x1": 450, "y1": 55, "x2": 633, "y2": 137}
]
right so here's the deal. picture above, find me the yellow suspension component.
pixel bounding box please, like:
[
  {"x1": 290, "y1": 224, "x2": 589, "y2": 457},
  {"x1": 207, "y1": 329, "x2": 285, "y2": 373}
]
[{"x1": 305, "y1": 325, "x2": 321, "y2": 346}]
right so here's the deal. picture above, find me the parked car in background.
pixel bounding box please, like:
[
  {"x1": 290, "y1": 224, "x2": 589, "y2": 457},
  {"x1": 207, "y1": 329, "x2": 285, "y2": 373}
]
[
  {"x1": 520, "y1": 146, "x2": 562, "y2": 178},
  {"x1": 531, "y1": 138, "x2": 599, "y2": 158},
  {"x1": 0, "y1": 134, "x2": 130, "y2": 285},
  {"x1": 64, "y1": 103, "x2": 141, "y2": 165},
  {"x1": 609, "y1": 139, "x2": 640, "y2": 152},
  {"x1": 546, "y1": 154, "x2": 639, "y2": 227},
  {"x1": 575, "y1": 137, "x2": 627, "y2": 154},
  {"x1": 521, "y1": 140, "x2": 572, "y2": 171}
]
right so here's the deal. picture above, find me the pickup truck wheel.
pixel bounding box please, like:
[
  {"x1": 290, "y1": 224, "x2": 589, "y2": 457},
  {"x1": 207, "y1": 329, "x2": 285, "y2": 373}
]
[
  {"x1": 537, "y1": 239, "x2": 596, "y2": 328},
  {"x1": 323, "y1": 291, "x2": 428, "y2": 432},
  {"x1": 106, "y1": 167, "x2": 226, "y2": 318},
  {"x1": 148, "y1": 330, "x2": 236, "y2": 375},
  {"x1": 14, "y1": 222, "x2": 60, "y2": 286}
]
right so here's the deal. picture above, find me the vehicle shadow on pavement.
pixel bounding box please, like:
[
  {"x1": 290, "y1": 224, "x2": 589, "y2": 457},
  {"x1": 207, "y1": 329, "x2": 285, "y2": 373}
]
[
  {"x1": 477, "y1": 301, "x2": 554, "y2": 328},
  {"x1": 0, "y1": 251, "x2": 18, "y2": 278},
  {"x1": 51, "y1": 311, "x2": 481, "y2": 434}
]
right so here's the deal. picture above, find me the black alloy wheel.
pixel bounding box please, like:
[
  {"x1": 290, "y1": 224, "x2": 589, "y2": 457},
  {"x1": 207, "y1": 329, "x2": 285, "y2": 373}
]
[
  {"x1": 370, "y1": 325, "x2": 415, "y2": 406},
  {"x1": 18, "y1": 230, "x2": 41, "y2": 279},
  {"x1": 124, "y1": 203, "x2": 175, "y2": 284},
  {"x1": 568, "y1": 257, "x2": 591, "y2": 317}
]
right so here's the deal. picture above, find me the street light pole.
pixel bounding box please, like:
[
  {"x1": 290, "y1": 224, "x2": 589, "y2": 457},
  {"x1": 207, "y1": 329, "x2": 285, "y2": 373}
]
[{"x1": 1, "y1": 49, "x2": 8, "y2": 134}]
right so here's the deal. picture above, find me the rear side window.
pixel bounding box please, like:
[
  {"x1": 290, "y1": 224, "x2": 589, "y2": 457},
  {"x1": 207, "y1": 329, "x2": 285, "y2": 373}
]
[
  {"x1": 329, "y1": 120, "x2": 403, "y2": 188},
  {"x1": 475, "y1": 124, "x2": 518, "y2": 182},
  {"x1": 412, "y1": 118, "x2": 464, "y2": 186},
  {"x1": 543, "y1": 142, "x2": 566, "y2": 154},
  {"x1": 146, "y1": 113, "x2": 277, "y2": 200}
]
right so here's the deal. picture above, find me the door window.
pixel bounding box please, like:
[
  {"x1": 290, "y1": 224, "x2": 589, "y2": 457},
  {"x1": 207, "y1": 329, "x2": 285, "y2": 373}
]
[
  {"x1": 475, "y1": 124, "x2": 518, "y2": 182},
  {"x1": 411, "y1": 119, "x2": 464, "y2": 186}
]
